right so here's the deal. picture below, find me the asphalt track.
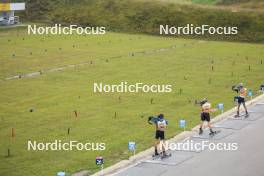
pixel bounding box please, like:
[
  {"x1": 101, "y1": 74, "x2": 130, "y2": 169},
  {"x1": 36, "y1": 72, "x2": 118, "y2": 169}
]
[{"x1": 114, "y1": 100, "x2": 264, "y2": 176}]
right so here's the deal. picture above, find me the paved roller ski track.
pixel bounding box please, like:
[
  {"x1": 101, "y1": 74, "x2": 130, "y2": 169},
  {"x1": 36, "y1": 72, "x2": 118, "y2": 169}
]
[{"x1": 109, "y1": 95, "x2": 264, "y2": 176}]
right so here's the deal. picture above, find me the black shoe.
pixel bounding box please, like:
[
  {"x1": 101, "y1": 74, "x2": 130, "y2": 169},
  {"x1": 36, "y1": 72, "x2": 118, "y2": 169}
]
[
  {"x1": 161, "y1": 153, "x2": 171, "y2": 159},
  {"x1": 245, "y1": 113, "x2": 249, "y2": 118},
  {"x1": 209, "y1": 131, "x2": 215, "y2": 135},
  {"x1": 152, "y1": 153, "x2": 159, "y2": 158},
  {"x1": 162, "y1": 153, "x2": 169, "y2": 157},
  {"x1": 199, "y1": 128, "x2": 203, "y2": 135},
  {"x1": 234, "y1": 114, "x2": 240, "y2": 118}
]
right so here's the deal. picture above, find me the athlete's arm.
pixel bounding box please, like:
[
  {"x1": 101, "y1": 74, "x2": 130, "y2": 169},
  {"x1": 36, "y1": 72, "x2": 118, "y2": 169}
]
[{"x1": 210, "y1": 108, "x2": 217, "y2": 112}]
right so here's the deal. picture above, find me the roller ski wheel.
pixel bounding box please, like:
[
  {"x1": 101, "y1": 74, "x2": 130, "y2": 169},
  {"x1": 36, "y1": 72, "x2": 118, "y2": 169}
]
[
  {"x1": 209, "y1": 130, "x2": 220, "y2": 136},
  {"x1": 245, "y1": 113, "x2": 249, "y2": 118}
]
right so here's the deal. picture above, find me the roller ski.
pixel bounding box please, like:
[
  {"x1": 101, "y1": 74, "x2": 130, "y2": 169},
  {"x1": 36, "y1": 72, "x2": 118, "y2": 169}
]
[
  {"x1": 234, "y1": 114, "x2": 240, "y2": 118},
  {"x1": 151, "y1": 114, "x2": 170, "y2": 160},
  {"x1": 199, "y1": 98, "x2": 218, "y2": 136},
  {"x1": 233, "y1": 83, "x2": 249, "y2": 118},
  {"x1": 234, "y1": 113, "x2": 249, "y2": 118},
  {"x1": 161, "y1": 152, "x2": 172, "y2": 159},
  {"x1": 209, "y1": 130, "x2": 221, "y2": 136},
  {"x1": 152, "y1": 152, "x2": 171, "y2": 159},
  {"x1": 152, "y1": 152, "x2": 161, "y2": 159}
]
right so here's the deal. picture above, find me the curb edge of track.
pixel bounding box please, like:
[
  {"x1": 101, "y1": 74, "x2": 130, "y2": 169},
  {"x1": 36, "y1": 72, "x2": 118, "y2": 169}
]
[{"x1": 82, "y1": 93, "x2": 264, "y2": 176}]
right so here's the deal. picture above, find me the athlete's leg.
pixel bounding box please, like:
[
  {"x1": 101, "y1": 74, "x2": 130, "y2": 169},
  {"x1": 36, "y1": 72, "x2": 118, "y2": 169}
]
[
  {"x1": 154, "y1": 130, "x2": 160, "y2": 155},
  {"x1": 154, "y1": 139, "x2": 160, "y2": 155},
  {"x1": 199, "y1": 121, "x2": 204, "y2": 134},
  {"x1": 160, "y1": 140, "x2": 166, "y2": 154},
  {"x1": 200, "y1": 121, "x2": 204, "y2": 129},
  {"x1": 208, "y1": 121, "x2": 215, "y2": 134},
  {"x1": 236, "y1": 103, "x2": 241, "y2": 117},
  {"x1": 242, "y1": 102, "x2": 248, "y2": 114},
  {"x1": 206, "y1": 116, "x2": 215, "y2": 134},
  {"x1": 208, "y1": 121, "x2": 212, "y2": 129},
  {"x1": 203, "y1": 112, "x2": 214, "y2": 134},
  {"x1": 160, "y1": 139, "x2": 169, "y2": 156},
  {"x1": 160, "y1": 131, "x2": 166, "y2": 155}
]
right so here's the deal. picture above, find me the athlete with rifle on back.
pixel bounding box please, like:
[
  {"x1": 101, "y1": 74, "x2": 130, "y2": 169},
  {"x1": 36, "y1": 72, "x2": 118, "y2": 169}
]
[
  {"x1": 148, "y1": 114, "x2": 170, "y2": 158},
  {"x1": 198, "y1": 98, "x2": 218, "y2": 135},
  {"x1": 232, "y1": 83, "x2": 249, "y2": 118}
]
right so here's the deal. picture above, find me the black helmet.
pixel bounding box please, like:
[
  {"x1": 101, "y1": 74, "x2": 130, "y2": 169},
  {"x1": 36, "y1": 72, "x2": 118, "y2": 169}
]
[{"x1": 158, "y1": 114, "x2": 164, "y2": 119}]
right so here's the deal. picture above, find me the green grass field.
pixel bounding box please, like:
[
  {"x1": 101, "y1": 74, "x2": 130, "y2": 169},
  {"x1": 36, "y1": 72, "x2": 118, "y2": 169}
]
[
  {"x1": 145, "y1": 0, "x2": 264, "y2": 10},
  {"x1": 0, "y1": 28, "x2": 264, "y2": 176},
  {"x1": 143, "y1": 0, "x2": 218, "y2": 5}
]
